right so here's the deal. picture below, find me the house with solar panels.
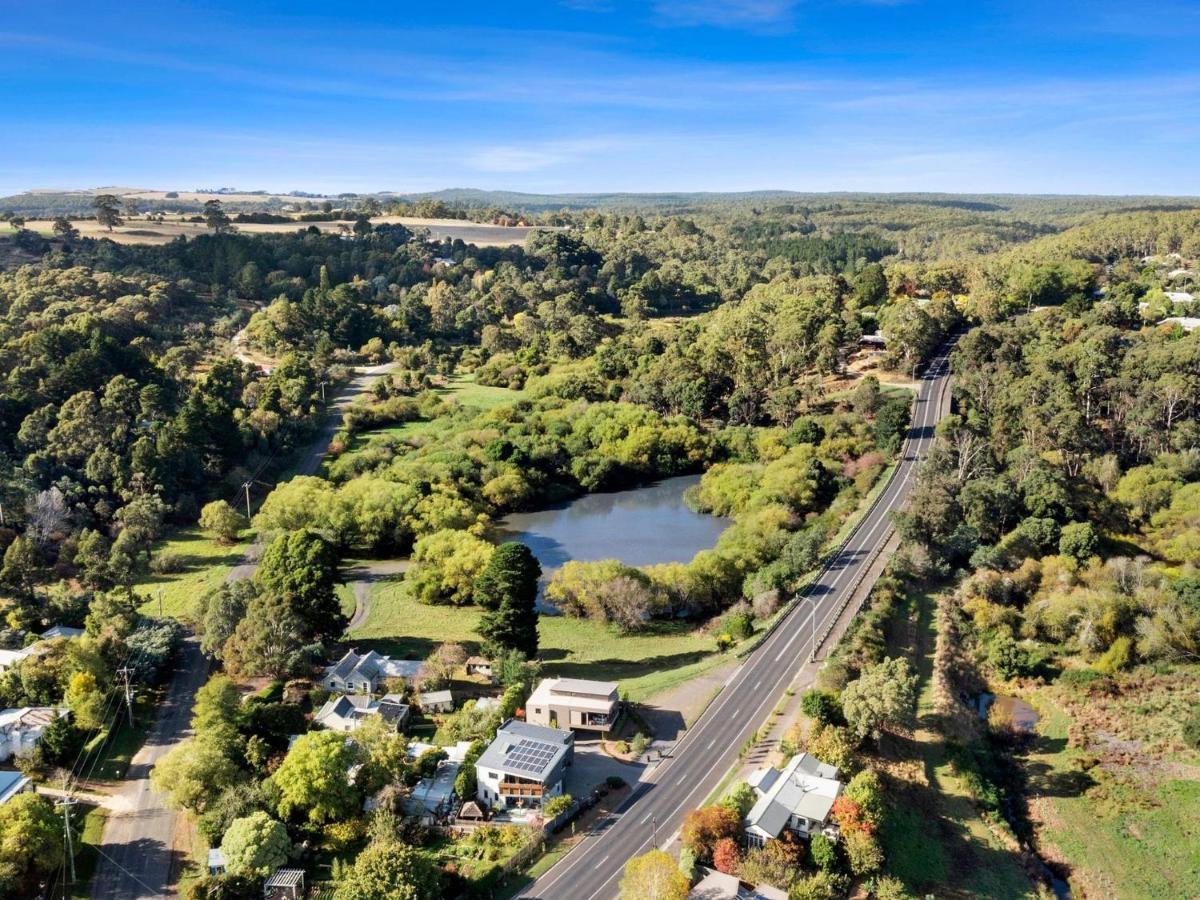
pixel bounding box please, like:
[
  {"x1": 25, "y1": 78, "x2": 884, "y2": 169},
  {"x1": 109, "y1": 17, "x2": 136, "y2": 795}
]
[{"x1": 475, "y1": 719, "x2": 574, "y2": 813}]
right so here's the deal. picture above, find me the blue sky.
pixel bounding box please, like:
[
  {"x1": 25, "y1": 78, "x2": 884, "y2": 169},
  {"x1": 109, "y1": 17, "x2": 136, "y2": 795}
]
[{"x1": 2, "y1": 0, "x2": 1199, "y2": 195}]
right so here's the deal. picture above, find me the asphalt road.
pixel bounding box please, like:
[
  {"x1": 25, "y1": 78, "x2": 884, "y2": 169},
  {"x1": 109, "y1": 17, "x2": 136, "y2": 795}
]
[
  {"x1": 518, "y1": 347, "x2": 955, "y2": 900},
  {"x1": 90, "y1": 362, "x2": 397, "y2": 899}
]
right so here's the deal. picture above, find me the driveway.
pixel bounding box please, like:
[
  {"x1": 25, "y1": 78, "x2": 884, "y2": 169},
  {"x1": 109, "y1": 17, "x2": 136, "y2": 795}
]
[{"x1": 566, "y1": 740, "x2": 646, "y2": 798}]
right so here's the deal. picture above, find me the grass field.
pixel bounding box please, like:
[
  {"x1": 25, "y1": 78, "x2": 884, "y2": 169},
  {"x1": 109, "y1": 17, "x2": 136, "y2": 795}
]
[
  {"x1": 325, "y1": 374, "x2": 525, "y2": 473},
  {"x1": 1021, "y1": 675, "x2": 1200, "y2": 899},
  {"x1": 878, "y1": 590, "x2": 1037, "y2": 898},
  {"x1": 350, "y1": 575, "x2": 724, "y2": 702},
  {"x1": 134, "y1": 527, "x2": 247, "y2": 619}
]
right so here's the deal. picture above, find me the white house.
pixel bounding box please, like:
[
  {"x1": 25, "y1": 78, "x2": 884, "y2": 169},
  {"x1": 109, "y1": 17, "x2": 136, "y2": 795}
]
[
  {"x1": 321, "y1": 649, "x2": 422, "y2": 694},
  {"x1": 1163, "y1": 316, "x2": 1200, "y2": 332},
  {"x1": 40, "y1": 625, "x2": 85, "y2": 641},
  {"x1": 313, "y1": 693, "x2": 410, "y2": 733},
  {"x1": 743, "y1": 753, "x2": 843, "y2": 847},
  {"x1": 475, "y1": 720, "x2": 573, "y2": 813},
  {"x1": 0, "y1": 708, "x2": 68, "y2": 762}
]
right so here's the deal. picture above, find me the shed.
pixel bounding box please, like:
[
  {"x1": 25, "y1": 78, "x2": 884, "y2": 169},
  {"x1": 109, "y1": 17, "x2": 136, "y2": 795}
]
[
  {"x1": 419, "y1": 689, "x2": 455, "y2": 712},
  {"x1": 264, "y1": 868, "x2": 305, "y2": 900}
]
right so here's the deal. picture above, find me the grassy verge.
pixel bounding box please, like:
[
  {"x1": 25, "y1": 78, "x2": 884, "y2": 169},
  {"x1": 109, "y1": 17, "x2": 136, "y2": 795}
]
[
  {"x1": 878, "y1": 590, "x2": 1036, "y2": 898},
  {"x1": 134, "y1": 527, "x2": 247, "y2": 619},
  {"x1": 61, "y1": 803, "x2": 108, "y2": 899},
  {"x1": 351, "y1": 577, "x2": 720, "y2": 702},
  {"x1": 76, "y1": 692, "x2": 156, "y2": 784}
]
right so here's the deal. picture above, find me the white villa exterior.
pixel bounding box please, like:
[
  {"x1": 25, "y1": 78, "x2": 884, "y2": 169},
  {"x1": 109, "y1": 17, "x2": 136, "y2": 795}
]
[
  {"x1": 321, "y1": 649, "x2": 422, "y2": 694},
  {"x1": 743, "y1": 753, "x2": 843, "y2": 847},
  {"x1": 475, "y1": 720, "x2": 573, "y2": 812}
]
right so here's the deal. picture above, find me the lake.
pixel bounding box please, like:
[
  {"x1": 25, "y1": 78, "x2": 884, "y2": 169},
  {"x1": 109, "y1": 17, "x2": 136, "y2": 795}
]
[{"x1": 494, "y1": 474, "x2": 729, "y2": 579}]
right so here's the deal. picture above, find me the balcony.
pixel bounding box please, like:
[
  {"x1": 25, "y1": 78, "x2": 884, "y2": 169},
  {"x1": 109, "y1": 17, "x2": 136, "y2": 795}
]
[{"x1": 499, "y1": 781, "x2": 545, "y2": 797}]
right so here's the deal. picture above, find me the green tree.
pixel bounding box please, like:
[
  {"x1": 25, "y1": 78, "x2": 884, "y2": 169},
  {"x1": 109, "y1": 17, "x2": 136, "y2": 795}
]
[
  {"x1": 619, "y1": 849, "x2": 690, "y2": 900},
  {"x1": 270, "y1": 731, "x2": 357, "y2": 825},
  {"x1": 719, "y1": 781, "x2": 757, "y2": 818},
  {"x1": 204, "y1": 199, "x2": 233, "y2": 234},
  {"x1": 255, "y1": 530, "x2": 346, "y2": 640},
  {"x1": 841, "y1": 657, "x2": 918, "y2": 741},
  {"x1": 475, "y1": 541, "x2": 541, "y2": 657},
  {"x1": 151, "y1": 737, "x2": 244, "y2": 814},
  {"x1": 52, "y1": 216, "x2": 80, "y2": 241},
  {"x1": 199, "y1": 500, "x2": 246, "y2": 544},
  {"x1": 0, "y1": 793, "x2": 64, "y2": 896},
  {"x1": 65, "y1": 671, "x2": 106, "y2": 730},
  {"x1": 1058, "y1": 521, "x2": 1099, "y2": 562},
  {"x1": 333, "y1": 840, "x2": 440, "y2": 900},
  {"x1": 219, "y1": 811, "x2": 292, "y2": 877},
  {"x1": 93, "y1": 193, "x2": 123, "y2": 231}
]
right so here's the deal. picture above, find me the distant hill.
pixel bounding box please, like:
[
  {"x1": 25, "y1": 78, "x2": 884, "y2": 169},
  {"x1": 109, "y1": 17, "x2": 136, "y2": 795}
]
[{"x1": 3, "y1": 185, "x2": 1198, "y2": 219}]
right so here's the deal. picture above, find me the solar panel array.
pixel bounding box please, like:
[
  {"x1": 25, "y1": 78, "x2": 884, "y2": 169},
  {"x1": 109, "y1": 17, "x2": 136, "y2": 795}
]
[{"x1": 506, "y1": 738, "x2": 559, "y2": 774}]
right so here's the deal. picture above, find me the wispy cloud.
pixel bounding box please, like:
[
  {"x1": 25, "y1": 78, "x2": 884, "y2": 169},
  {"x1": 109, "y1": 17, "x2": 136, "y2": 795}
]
[{"x1": 653, "y1": 1, "x2": 800, "y2": 30}]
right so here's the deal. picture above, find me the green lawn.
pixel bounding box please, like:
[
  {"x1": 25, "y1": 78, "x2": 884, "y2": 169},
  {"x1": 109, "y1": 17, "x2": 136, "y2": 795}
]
[
  {"x1": 434, "y1": 373, "x2": 526, "y2": 410},
  {"x1": 134, "y1": 526, "x2": 246, "y2": 619},
  {"x1": 350, "y1": 576, "x2": 722, "y2": 702}
]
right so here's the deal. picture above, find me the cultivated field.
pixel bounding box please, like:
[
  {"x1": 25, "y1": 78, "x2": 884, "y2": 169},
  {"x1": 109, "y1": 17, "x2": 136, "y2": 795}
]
[{"x1": 18, "y1": 214, "x2": 542, "y2": 247}]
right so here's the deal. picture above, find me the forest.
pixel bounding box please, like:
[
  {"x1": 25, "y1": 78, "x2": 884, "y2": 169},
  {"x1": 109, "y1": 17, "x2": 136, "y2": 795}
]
[{"x1": 0, "y1": 192, "x2": 1197, "y2": 898}]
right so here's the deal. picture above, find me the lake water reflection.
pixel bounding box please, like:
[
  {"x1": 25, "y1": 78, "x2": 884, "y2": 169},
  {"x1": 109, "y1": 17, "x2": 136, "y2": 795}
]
[{"x1": 494, "y1": 474, "x2": 729, "y2": 581}]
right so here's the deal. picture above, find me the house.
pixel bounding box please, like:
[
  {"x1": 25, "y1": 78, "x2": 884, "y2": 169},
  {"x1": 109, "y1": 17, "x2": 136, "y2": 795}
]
[
  {"x1": 525, "y1": 677, "x2": 619, "y2": 733},
  {"x1": 1163, "y1": 316, "x2": 1200, "y2": 332},
  {"x1": 688, "y1": 868, "x2": 788, "y2": 900},
  {"x1": 321, "y1": 649, "x2": 422, "y2": 694},
  {"x1": 40, "y1": 625, "x2": 85, "y2": 641},
  {"x1": 313, "y1": 693, "x2": 410, "y2": 733},
  {"x1": 207, "y1": 848, "x2": 227, "y2": 876},
  {"x1": 1165, "y1": 291, "x2": 1196, "y2": 303},
  {"x1": 0, "y1": 708, "x2": 68, "y2": 762},
  {"x1": 465, "y1": 656, "x2": 495, "y2": 681},
  {"x1": 743, "y1": 753, "x2": 843, "y2": 847},
  {"x1": 475, "y1": 719, "x2": 574, "y2": 812},
  {"x1": 418, "y1": 689, "x2": 455, "y2": 713},
  {"x1": 263, "y1": 868, "x2": 305, "y2": 900},
  {"x1": 0, "y1": 648, "x2": 32, "y2": 673},
  {"x1": 0, "y1": 770, "x2": 32, "y2": 806},
  {"x1": 859, "y1": 332, "x2": 886, "y2": 348}
]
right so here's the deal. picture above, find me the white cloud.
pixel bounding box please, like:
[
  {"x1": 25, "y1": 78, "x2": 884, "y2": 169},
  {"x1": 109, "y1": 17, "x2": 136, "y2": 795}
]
[{"x1": 653, "y1": 1, "x2": 800, "y2": 29}]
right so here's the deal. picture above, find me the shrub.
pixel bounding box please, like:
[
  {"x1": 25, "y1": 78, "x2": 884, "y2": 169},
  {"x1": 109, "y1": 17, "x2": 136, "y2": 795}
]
[
  {"x1": 630, "y1": 733, "x2": 648, "y2": 756},
  {"x1": 681, "y1": 805, "x2": 740, "y2": 862},
  {"x1": 543, "y1": 794, "x2": 573, "y2": 818},
  {"x1": 606, "y1": 775, "x2": 626, "y2": 789},
  {"x1": 712, "y1": 837, "x2": 741, "y2": 874},
  {"x1": 719, "y1": 781, "x2": 757, "y2": 818},
  {"x1": 1182, "y1": 705, "x2": 1200, "y2": 750},
  {"x1": 1094, "y1": 636, "x2": 1133, "y2": 675},
  {"x1": 150, "y1": 552, "x2": 186, "y2": 574},
  {"x1": 843, "y1": 828, "x2": 884, "y2": 875},
  {"x1": 809, "y1": 832, "x2": 838, "y2": 872},
  {"x1": 801, "y1": 690, "x2": 843, "y2": 727}
]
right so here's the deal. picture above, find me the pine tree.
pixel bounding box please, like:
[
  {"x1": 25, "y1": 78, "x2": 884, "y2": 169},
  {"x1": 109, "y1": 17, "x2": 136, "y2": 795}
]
[{"x1": 475, "y1": 542, "x2": 540, "y2": 657}]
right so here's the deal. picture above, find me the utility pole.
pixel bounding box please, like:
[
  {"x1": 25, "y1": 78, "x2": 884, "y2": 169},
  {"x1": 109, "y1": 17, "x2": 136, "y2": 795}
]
[
  {"x1": 318, "y1": 380, "x2": 329, "y2": 403},
  {"x1": 157, "y1": 588, "x2": 165, "y2": 618},
  {"x1": 56, "y1": 794, "x2": 78, "y2": 883},
  {"x1": 242, "y1": 481, "x2": 253, "y2": 522},
  {"x1": 117, "y1": 666, "x2": 135, "y2": 727},
  {"x1": 0, "y1": 499, "x2": 4, "y2": 527},
  {"x1": 651, "y1": 814, "x2": 657, "y2": 849}
]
